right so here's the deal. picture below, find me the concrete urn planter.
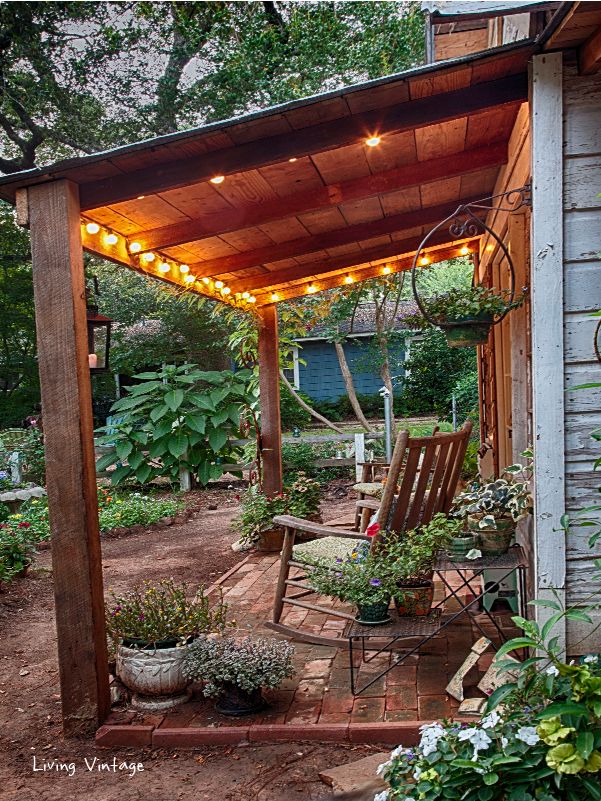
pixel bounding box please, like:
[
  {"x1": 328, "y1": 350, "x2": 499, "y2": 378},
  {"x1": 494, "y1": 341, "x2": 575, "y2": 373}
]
[{"x1": 116, "y1": 642, "x2": 192, "y2": 711}]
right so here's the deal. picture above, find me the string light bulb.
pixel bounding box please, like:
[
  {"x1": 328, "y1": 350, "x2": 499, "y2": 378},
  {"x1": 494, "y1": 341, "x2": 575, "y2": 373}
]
[
  {"x1": 184, "y1": 274, "x2": 195, "y2": 283},
  {"x1": 460, "y1": 245, "x2": 470, "y2": 256},
  {"x1": 419, "y1": 256, "x2": 430, "y2": 266},
  {"x1": 221, "y1": 286, "x2": 231, "y2": 295},
  {"x1": 248, "y1": 296, "x2": 256, "y2": 304},
  {"x1": 344, "y1": 275, "x2": 354, "y2": 284},
  {"x1": 104, "y1": 232, "x2": 118, "y2": 245},
  {"x1": 129, "y1": 242, "x2": 142, "y2": 253},
  {"x1": 85, "y1": 222, "x2": 100, "y2": 234},
  {"x1": 214, "y1": 280, "x2": 224, "y2": 289},
  {"x1": 307, "y1": 284, "x2": 317, "y2": 294},
  {"x1": 242, "y1": 291, "x2": 250, "y2": 299},
  {"x1": 141, "y1": 252, "x2": 155, "y2": 263},
  {"x1": 210, "y1": 175, "x2": 225, "y2": 185},
  {"x1": 179, "y1": 264, "x2": 190, "y2": 273},
  {"x1": 270, "y1": 293, "x2": 279, "y2": 302},
  {"x1": 158, "y1": 262, "x2": 171, "y2": 273},
  {"x1": 365, "y1": 136, "x2": 381, "y2": 147},
  {"x1": 202, "y1": 277, "x2": 210, "y2": 285},
  {"x1": 288, "y1": 157, "x2": 297, "y2": 163},
  {"x1": 382, "y1": 265, "x2": 392, "y2": 275}
]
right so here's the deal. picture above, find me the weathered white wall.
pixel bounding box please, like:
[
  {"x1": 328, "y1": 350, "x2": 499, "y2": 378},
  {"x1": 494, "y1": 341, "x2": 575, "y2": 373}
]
[{"x1": 563, "y1": 59, "x2": 601, "y2": 653}]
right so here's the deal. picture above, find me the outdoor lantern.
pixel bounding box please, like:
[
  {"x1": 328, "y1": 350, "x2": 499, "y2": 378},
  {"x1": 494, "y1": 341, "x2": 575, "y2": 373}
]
[
  {"x1": 292, "y1": 426, "x2": 302, "y2": 438},
  {"x1": 86, "y1": 287, "x2": 112, "y2": 373}
]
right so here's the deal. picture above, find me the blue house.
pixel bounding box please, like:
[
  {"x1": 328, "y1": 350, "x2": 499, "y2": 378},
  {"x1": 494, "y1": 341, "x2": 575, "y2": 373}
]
[{"x1": 284, "y1": 303, "x2": 412, "y2": 402}]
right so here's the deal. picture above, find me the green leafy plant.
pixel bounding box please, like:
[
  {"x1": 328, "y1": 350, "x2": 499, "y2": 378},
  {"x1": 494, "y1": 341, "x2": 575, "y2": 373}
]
[
  {"x1": 105, "y1": 579, "x2": 229, "y2": 647},
  {"x1": 384, "y1": 514, "x2": 460, "y2": 580},
  {"x1": 96, "y1": 364, "x2": 255, "y2": 486},
  {"x1": 306, "y1": 547, "x2": 396, "y2": 607},
  {"x1": 22, "y1": 426, "x2": 45, "y2": 485},
  {"x1": 453, "y1": 453, "x2": 534, "y2": 529},
  {"x1": 183, "y1": 635, "x2": 295, "y2": 698},
  {"x1": 0, "y1": 519, "x2": 37, "y2": 583},
  {"x1": 408, "y1": 286, "x2": 524, "y2": 328}
]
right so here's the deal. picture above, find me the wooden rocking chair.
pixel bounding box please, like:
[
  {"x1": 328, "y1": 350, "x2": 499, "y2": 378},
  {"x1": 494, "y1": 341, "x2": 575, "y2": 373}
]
[{"x1": 266, "y1": 421, "x2": 473, "y2": 647}]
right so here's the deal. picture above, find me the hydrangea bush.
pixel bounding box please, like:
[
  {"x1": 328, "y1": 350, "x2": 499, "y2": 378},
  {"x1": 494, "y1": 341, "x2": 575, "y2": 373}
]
[{"x1": 183, "y1": 635, "x2": 295, "y2": 697}]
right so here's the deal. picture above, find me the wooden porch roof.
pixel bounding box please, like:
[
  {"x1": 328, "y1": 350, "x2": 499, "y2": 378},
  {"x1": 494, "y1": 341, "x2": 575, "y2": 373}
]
[{"x1": 0, "y1": 41, "x2": 535, "y2": 307}]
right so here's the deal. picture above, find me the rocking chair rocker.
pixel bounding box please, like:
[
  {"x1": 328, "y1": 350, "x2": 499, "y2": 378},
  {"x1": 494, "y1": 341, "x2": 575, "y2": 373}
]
[{"x1": 265, "y1": 420, "x2": 473, "y2": 647}]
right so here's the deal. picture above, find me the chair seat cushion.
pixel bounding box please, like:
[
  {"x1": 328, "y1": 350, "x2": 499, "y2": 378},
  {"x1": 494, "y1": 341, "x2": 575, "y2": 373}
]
[
  {"x1": 293, "y1": 536, "x2": 360, "y2": 565},
  {"x1": 353, "y1": 482, "x2": 384, "y2": 498}
]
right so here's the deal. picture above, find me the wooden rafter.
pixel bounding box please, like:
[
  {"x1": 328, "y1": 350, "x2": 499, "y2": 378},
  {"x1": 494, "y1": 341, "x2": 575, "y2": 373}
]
[
  {"x1": 580, "y1": 25, "x2": 601, "y2": 74},
  {"x1": 128, "y1": 142, "x2": 507, "y2": 251},
  {"x1": 253, "y1": 238, "x2": 479, "y2": 305},
  {"x1": 80, "y1": 75, "x2": 526, "y2": 210}
]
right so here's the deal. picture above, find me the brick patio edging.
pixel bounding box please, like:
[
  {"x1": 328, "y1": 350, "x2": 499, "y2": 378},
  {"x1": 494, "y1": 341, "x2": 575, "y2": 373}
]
[{"x1": 96, "y1": 721, "x2": 423, "y2": 748}]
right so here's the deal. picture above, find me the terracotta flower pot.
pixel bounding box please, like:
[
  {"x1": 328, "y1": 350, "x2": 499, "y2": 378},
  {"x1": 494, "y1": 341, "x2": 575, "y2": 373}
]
[
  {"x1": 214, "y1": 682, "x2": 266, "y2": 716},
  {"x1": 256, "y1": 527, "x2": 285, "y2": 552},
  {"x1": 394, "y1": 580, "x2": 434, "y2": 617},
  {"x1": 446, "y1": 533, "x2": 479, "y2": 562},
  {"x1": 355, "y1": 598, "x2": 392, "y2": 625},
  {"x1": 468, "y1": 515, "x2": 515, "y2": 555},
  {"x1": 116, "y1": 641, "x2": 191, "y2": 711}
]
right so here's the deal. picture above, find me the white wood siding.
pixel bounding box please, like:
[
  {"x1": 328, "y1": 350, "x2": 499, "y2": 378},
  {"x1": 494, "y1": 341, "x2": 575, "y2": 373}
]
[{"x1": 562, "y1": 60, "x2": 601, "y2": 652}]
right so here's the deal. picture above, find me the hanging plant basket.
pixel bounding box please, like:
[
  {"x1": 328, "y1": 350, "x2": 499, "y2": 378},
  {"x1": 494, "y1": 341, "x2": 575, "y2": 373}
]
[{"x1": 410, "y1": 188, "x2": 531, "y2": 348}]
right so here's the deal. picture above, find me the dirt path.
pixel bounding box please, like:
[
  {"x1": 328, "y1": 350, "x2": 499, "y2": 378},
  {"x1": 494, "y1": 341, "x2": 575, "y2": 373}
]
[{"x1": 0, "y1": 486, "x2": 372, "y2": 801}]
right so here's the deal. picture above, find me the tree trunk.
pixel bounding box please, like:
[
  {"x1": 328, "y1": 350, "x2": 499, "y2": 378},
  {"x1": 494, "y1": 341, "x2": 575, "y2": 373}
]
[
  {"x1": 334, "y1": 342, "x2": 374, "y2": 432},
  {"x1": 279, "y1": 371, "x2": 345, "y2": 434}
]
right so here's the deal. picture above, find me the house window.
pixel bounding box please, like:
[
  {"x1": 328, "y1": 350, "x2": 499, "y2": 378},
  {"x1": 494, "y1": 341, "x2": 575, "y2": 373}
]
[{"x1": 282, "y1": 346, "x2": 300, "y2": 389}]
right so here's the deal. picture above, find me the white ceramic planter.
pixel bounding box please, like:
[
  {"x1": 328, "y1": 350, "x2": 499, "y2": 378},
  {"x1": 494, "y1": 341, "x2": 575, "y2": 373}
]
[{"x1": 116, "y1": 643, "x2": 191, "y2": 711}]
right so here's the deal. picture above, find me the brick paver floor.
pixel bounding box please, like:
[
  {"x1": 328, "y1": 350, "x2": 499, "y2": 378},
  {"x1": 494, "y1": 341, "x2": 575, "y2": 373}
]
[{"x1": 104, "y1": 549, "x2": 519, "y2": 741}]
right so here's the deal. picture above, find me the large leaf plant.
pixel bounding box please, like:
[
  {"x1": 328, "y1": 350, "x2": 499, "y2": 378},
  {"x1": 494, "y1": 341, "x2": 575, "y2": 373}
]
[{"x1": 96, "y1": 364, "x2": 255, "y2": 486}]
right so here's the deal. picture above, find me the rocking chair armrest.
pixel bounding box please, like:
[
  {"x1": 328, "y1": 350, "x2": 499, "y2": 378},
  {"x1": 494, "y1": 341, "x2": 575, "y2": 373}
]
[{"x1": 272, "y1": 515, "x2": 370, "y2": 541}]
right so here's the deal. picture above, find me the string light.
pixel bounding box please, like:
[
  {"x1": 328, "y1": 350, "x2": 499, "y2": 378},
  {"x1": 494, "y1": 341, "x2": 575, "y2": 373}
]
[
  {"x1": 288, "y1": 157, "x2": 297, "y2": 163},
  {"x1": 248, "y1": 296, "x2": 256, "y2": 304},
  {"x1": 270, "y1": 293, "x2": 279, "y2": 302},
  {"x1": 202, "y1": 276, "x2": 211, "y2": 285},
  {"x1": 382, "y1": 265, "x2": 392, "y2": 275},
  {"x1": 184, "y1": 274, "x2": 195, "y2": 283},
  {"x1": 104, "y1": 233, "x2": 118, "y2": 245},
  {"x1": 179, "y1": 264, "x2": 190, "y2": 273},
  {"x1": 141, "y1": 252, "x2": 155, "y2": 263},
  {"x1": 419, "y1": 256, "x2": 430, "y2": 266},
  {"x1": 129, "y1": 242, "x2": 142, "y2": 253},
  {"x1": 307, "y1": 284, "x2": 317, "y2": 294},
  {"x1": 158, "y1": 262, "x2": 171, "y2": 273},
  {"x1": 460, "y1": 246, "x2": 470, "y2": 256},
  {"x1": 210, "y1": 175, "x2": 225, "y2": 185},
  {"x1": 137, "y1": 195, "x2": 145, "y2": 200},
  {"x1": 344, "y1": 275, "x2": 354, "y2": 284},
  {"x1": 214, "y1": 280, "x2": 224, "y2": 289},
  {"x1": 85, "y1": 222, "x2": 100, "y2": 234},
  {"x1": 365, "y1": 136, "x2": 381, "y2": 147},
  {"x1": 242, "y1": 291, "x2": 250, "y2": 299},
  {"x1": 221, "y1": 286, "x2": 231, "y2": 295}
]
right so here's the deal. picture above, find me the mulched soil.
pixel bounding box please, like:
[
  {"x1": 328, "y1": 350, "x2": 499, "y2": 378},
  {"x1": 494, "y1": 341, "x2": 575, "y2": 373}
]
[{"x1": 0, "y1": 481, "x2": 375, "y2": 800}]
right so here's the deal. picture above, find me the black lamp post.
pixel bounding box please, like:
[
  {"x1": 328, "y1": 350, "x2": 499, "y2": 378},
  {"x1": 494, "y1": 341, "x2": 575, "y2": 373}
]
[{"x1": 86, "y1": 283, "x2": 112, "y2": 374}]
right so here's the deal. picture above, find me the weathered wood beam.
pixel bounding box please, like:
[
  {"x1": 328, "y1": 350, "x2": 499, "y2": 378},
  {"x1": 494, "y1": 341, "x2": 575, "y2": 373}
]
[
  {"x1": 27, "y1": 180, "x2": 111, "y2": 735},
  {"x1": 254, "y1": 238, "x2": 478, "y2": 305},
  {"x1": 579, "y1": 24, "x2": 601, "y2": 74},
  {"x1": 80, "y1": 75, "x2": 526, "y2": 210},
  {"x1": 190, "y1": 194, "x2": 491, "y2": 279},
  {"x1": 257, "y1": 305, "x2": 283, "y2": 495},
  {"x1": 227, "y1": 203, "x2": 486, "y2": 294},
  {"x1": 132, "y1": 142, "x2": 507, "y2": 251}
]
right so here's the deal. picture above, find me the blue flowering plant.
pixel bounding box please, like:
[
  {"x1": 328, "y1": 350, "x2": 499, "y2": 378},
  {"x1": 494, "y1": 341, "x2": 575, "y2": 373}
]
[
  {"x1": 305, "y1": 546, "x2": 398, "y2": 607},
  {"x1": 378, "y1": 599, "x2": 601, "y2": 801}
]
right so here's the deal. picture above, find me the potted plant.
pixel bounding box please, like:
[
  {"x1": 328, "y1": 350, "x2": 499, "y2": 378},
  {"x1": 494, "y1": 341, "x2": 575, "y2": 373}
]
[
  {"x1": 106, "y1": 579, "x2": 228, "y2": 711},
  {"x1": 453, "y1": 457, "x2": 533, "y2": 555},
  {"x1": 385, "y1": 515, "x2": 455, "y2": 616},
  {"x1": 305, "y1": 546, "x2": 394, "y2": 625},
  {"x1": 409, "y1": 286, "x2": 523, "y2": 348},
  {"x1": 234, "y1": 472, "x2": 321, "y2": 552},
  {"x1": 183, "y1": 635, "x2": 295, "y2": 716},
  {"x1": 445, "y1": 519, "x2": 479, "y2": 562}
]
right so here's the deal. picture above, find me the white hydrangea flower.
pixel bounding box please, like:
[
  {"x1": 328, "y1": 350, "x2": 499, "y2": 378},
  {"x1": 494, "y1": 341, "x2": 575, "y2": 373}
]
[
  {"x1": 457, "y1": 727, "x2": 492, "y2": 759},
  {"x1": 545, "y1": 664, "x2": 560, "y2": 677},
  {"x1": 516, "y1": 726, "x2": 540, "y2": 746},
  {"x1": 481, "y1": 710, "x2": 502, "y2": 729},
  {"x1": 374, "y1": 792, "x2": 388, "y2": 801},
  {"x1": 583, "y1": 655, "x2": 599, "y2": 664}
]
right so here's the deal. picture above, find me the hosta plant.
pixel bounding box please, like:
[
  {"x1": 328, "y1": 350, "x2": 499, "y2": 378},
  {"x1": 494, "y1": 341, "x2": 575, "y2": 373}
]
[
  {"x1": 96, "y1": 364, "x2": 256, "y2": 486},
  {"x1": 453, "y1": 451, "x2": 533, "y2": 530},
  {"x1": 183, "y1": 635, "x2": 295, "y2": 697}
]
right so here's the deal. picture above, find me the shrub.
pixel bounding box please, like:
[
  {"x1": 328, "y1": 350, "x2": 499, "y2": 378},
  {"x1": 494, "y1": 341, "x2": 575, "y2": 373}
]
[
  {"x1": 450, "y1": 370, "x2": 479, "y2": 428},
  {"x1": 97, "y1": 488, "x2": 181, "y2": 531},
  {"x1": 281, "y1": 441, "x2": 353, "y2": 481},
  {"x1": 0, "y1": 520, "x2": 38, "y2": 583},
  {"x1": 279, "y1": 382, "x2": 311, "y2": 430}
]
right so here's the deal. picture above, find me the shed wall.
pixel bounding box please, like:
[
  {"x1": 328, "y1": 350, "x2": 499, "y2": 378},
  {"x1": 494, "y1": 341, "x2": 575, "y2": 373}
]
[{"x1": 562, "y1": 60, "x2": 601, "y2": 652}]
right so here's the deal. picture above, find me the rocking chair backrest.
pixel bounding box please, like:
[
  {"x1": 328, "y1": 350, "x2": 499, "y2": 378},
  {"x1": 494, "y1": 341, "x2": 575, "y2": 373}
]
[{"x1": 373, "y1": 420, "x2": 473, "y2": 543}]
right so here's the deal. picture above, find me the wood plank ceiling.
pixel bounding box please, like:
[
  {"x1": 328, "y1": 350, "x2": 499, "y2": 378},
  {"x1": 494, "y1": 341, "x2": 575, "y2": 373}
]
[{"x1": 0, "y1": 42, "x2": 535, "y2": 308}]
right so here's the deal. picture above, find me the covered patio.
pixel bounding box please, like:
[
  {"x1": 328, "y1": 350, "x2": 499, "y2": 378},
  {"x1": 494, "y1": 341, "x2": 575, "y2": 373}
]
[{"x1": 0, "y1": 37, "x2": 564, "y2": 739}]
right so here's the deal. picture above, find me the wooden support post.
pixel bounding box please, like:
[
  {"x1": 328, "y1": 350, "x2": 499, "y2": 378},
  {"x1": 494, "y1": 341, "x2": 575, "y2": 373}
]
[
  {"x1": 530, "y1": 53, "x2": 566, "y2": 653},
  {"x1": 27, "y1": 180, "x2": 110, "y2": 735},
  {"x1": 257, "y1": 304, "x2": 283, "y2": 496},
  {"x1": 509, "y1": 211, "x2": 530, "y2": 462}
]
